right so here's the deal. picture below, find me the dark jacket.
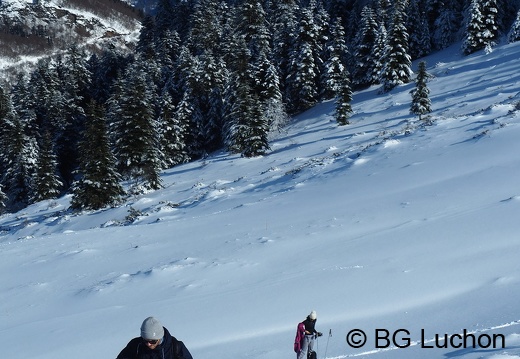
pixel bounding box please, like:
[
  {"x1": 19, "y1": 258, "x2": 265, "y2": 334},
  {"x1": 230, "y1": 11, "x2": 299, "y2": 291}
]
[
  {"x1": 117, "y1": 327, "x2": 193, "y2": 359},
  {"x1": 302, "y1": 317, "x2": 317, "y2": 335}
]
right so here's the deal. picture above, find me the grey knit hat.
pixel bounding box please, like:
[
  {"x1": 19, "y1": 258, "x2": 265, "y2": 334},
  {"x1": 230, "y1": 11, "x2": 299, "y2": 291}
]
[{"x1": 140, "y1": 317, "x2": 164, "y2": 340}]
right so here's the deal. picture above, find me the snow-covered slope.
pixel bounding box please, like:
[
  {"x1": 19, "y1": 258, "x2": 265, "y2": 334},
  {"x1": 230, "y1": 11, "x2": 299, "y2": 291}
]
[
  {"x1": 2, "y1": 41, "x2": 520, "y2": 359},
  {"x1": 0, "y1": 0, "x2": 140, "y2": 76}
]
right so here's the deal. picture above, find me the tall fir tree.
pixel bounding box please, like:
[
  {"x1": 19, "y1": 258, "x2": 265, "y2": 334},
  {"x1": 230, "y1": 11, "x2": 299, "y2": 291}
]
[
  {"x1": 238, "y1": 0, "x2": 286, "y2": 137},
  {"x1": 110, "y1": 57, "x2": 163, "y2": 191},
  {"x1": 224, "y1": 36, "x2": 269, "y2": 157},
  {"x1": 269, "y1": 0, "x2": 299, "y2": 101},
  {"x1": 54, "y1": 45, "x2": 91, "y2": 188},
  {"x1": 461, "y1": 0, "x2": 499, "y2": 55},
  {"x1": 156, "y1": 89, "x2": 190, "y2": 168},
  {"x1": 508, "y1": 9, "x2": 520, "y2": 43},
  {"x1": 407, "y1": 0, "x2": 431, "y2": 59},
  {"x1": 188, "y1": 0, "x2": 227, "y2": 57},
  {"x1": 71, "y1": 100, "x2": 124, "y2": 210},
  {"x1": 1, "y1": 114, "x2": 38, "y2": 210},
  {"x1": 335, "y1": 71, "x2": 353, "y2": 126},
  {"x1": 430, "y1": 0, "x2": 462, "y2": 50},
  {"x1": 0, "y1": 184, "x2": 6, "y2": 213},
  {"x1": 379, "y1": 0, "x2": 413, "y2": 93},
  {"x1": 32, "y1": 131, "x2": 62, "y2": 202},
  {"x1": 351, "y1": 6, "x2": 380, "y2": 88},
  {"x1": 410, "y1": 61, "x2": 433, "y2": 121},
  {"x1": 286, "y1": 4, "x2": 322, "y2": 113},
  {"x1": 321, "y1": 17, "x2": 348, "y2": 100},
  {"x1": 0, "y1": 85, "x2": 17, "y2": 185}
]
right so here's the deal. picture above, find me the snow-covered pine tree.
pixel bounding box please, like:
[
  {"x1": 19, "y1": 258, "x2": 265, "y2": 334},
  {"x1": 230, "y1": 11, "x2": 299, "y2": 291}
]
[
  {"x1": 1, "y1": 115, "x2": 38, "y2": 210},
  {"x1": 154, "y1": 0, "x2": 177, "y2": 40},
  {"x1": 461, "y1": 0, "x2": 499, "y2": 55},
  {"x1": 0, "y1": 85, "x2": 17, "y2": 186},
  {"x1": 321, "y1": 17, "x2": 348, "y2": 99},
  {"x1": 238, "y1": 0, "x2": 286, "y2": 136},
  {"x1": 431, "y1": 0, "x2": 462, "y2": 50},
  {"x1": 224, "y1": 36, "x2": 269, "y2": 157},
  {"x1": 379, "y1": 0, "x2": 413, "y2": 93},
  {"x1": 269, "y1": 0, "x2": 299, "y2": 101},
  {"x1": 55, "y1": 45, "x2": 91, "y2": 188},
  {"x1": 88, "y1": 45, "x2": 131, "y2": 106},
  {"x1": 508, "y1": 9, "x2": 520, "y2": 43},
  {"x1": 32, "y1": 131, "x2": 62, "y2": 202},
  {"x1": 187, "y1": 0, "x2": 226, "y2": 57},
  {"x1": 406, "y1": 0, "x2": 431, "y2": 59},
  {"x1": 286, "y1": 5, "x2": 321, "y2": 112},
  {"x1": 0, "y1": 184, "x2": 6, "y2": 213},
  {"x1": 312, "y1": 0, "x2": 331, "y2": 101},
  {"x1": 335, "y1": 71, "x2": 353, "y2": 126},
  {"x1": 410, "y1": 61, "x2": 433, "y2": 122},
  {"x1": 71, "y1": 100, "x2": 124, "y2": 210},
  {"x1": 351, "y1": 6, "x2": 380, "y2": 88},
  {"x1": 197, "y1": 51, "x2": 228, "y2": 153},
  {"x1": 136, "y1": 14, "x2": 157, "y2": 60},
  {"x1": 110, "y1": 57, "x2": 163, "y2": 191},
  {"x1": 156, "y1": 89, "x2": 190, "y2": 168},
  {"x1": 156, "y1": 29, "x2": 181, "y2": 82}
]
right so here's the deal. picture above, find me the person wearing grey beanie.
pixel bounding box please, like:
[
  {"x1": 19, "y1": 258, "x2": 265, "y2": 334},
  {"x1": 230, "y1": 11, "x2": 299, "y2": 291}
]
[{"x1": 116, "y1": 317, "x2": 193, "y2": 359}]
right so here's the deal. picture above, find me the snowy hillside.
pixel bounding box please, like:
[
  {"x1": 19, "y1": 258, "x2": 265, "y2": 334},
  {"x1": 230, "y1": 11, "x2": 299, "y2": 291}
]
[
  {"x1": 2, "y1": 40, "x2": 520, "y2": 359},
  {"x1": 0, "y1": 0, "x2": 140, "y2": 77}
]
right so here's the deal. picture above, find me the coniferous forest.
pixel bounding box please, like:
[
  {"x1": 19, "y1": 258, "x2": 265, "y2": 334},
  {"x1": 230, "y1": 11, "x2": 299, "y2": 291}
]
[{"x1": 1, "y1": 0, "x2": 520, "y2": 213}]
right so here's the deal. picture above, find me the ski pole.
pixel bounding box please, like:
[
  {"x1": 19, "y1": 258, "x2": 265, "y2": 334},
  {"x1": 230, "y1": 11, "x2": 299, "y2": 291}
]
[{"x1": 323, "y1": 329, "x2": 332, "y2": 359}]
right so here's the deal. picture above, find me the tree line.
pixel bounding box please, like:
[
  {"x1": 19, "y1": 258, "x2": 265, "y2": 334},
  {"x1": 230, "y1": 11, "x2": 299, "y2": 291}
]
[{"x1": 1, "y1": 0, "x2": 519, "y2": 213}]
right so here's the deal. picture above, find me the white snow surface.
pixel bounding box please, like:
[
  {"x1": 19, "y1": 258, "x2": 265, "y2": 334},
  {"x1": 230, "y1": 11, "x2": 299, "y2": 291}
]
[{"x1": 2, "y1": 41, "x2": 520, "y2": 359}]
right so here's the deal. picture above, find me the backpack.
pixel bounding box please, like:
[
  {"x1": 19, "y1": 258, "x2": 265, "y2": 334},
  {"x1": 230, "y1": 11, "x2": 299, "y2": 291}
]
[
  {"x1": 294, "y1": 322, "x2": 305, "y2": 353},
  {"x1": 308, "y1": 350, "x2": 317, "y2": 359}
]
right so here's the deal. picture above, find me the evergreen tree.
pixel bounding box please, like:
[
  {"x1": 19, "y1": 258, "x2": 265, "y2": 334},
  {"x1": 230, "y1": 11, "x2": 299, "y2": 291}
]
[
  {"x1": 407, "y1": 0, "x2": 431, "y2": 59},
  {"x1": 110, "y1": 58, "x2": 163, "y2": 191},
  {"x1": 224, "y1": 36, "x2": 269, "y2": 157},
  {"x1": 322, "y1": 17, "x2": 348, "y2": 99},
  {"x1": 410, "y1": 61, "x2": 433, "y2": 121},
  {"x1": 136, "y1": 14, "x2": 157, "y2": 60},
  {"x1": 335, "y1": 71, "x2": 353, "y2": 126},
  {"x1": 270, "y1": 0, "x2": 299, "y2": 101},
  {"x1": 351, "y1": 6, "x2": 380, "y2": 88},
  {"x1": 55, "y1": 45, "x2": 91, "y2": 188},
  {"x1": 33, "y1": 131, "x2": 62, "y2": 202},
  {"x1": 286, "y1": 5, "x2": 322, "y2": 112},
  {"x1": 237, "y1": 0, "x2": 286, "y2": 136},
  {"x1": 162, "y1": 89, "x2": 191, "y2": 167},
  {"x1": 156, "y1": 29, "x2": 181, "y2": 81},
  {"x1": 508, "y1": 9, "x2": 520, "y2": 43},
  {"x1": 2, "y1": 79, "x2": 39, "y2": 210},
  {"x1": 461, "y1": 0, "x2": 499, "y2": 55},
  {"x1": 188, "y1": 0, "x2": 227, "y2": 57},
  {"x1": 1, "y1": 115, "x2": 38, "y2": 210},
  {"x1": 197, "y1": 51, "x2": 229, "y2": 153},
  {"x1": 71, "y1": 100, "x2": 124, "y2": 210},
  {"x1": 0, "y1": 85, "x2": 17, "y2": 183},
  {"x1": 0, "y1": 184, "x2": 6, "y2": 213},
  {"x1": 88, "y1": 45, "x2": 132, "y2": 105},
  {"x1": 168, "y1": 46, "x2": 203, "y2": 159},
  {"x1": 10, "y1": 73, "x2": 36, "y2": 132},
  {"x1": 312, "y1": 0, "x2": 332, "y2": 99},
  {"x1": 432, "y1": 1, "x2": 461, "y2": 50},
  {"x1": 379, "y1": 0, "x2": 413, "y2": 93},
  {"x1": 27, "y1": 59, "x2": 64, "y2": 143},
  {"x1": 154, "y1": 0, "x2": 177, "y2": 39}
]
